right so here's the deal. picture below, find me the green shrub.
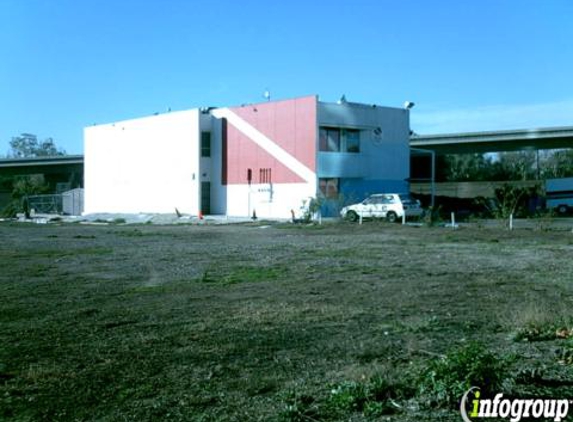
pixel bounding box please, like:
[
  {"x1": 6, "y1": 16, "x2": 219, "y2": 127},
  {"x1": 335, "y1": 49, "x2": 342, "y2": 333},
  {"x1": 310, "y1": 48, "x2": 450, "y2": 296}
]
[
  {"x1": 326, "y1": 374, "x2": 413, "y2": 417},
  {"x1": 278, "y1": 390, "x2": 320, "y2": 422},
  {"x1": 328, "y1": 381, "x2": 368, "y2": 412},
  {"x1": 1, "y1": 175, "x2": 50, "y2": 217},
  {"x1": 418, "y1": 342, "x2": 512, "y2": 408},
  {"x1": 423, "y1": 205, "x2": 443, "y2": 226}
]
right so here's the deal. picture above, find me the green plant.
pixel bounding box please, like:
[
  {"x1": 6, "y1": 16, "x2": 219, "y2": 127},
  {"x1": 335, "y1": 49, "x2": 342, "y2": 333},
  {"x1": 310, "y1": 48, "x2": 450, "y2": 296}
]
[
  {"x1": 492, "y1": 183, "x2": 541, "y2": 221},
  {"x1": 513, "y1": 323, "x2": 571, "y2": 342},
  {"x1": 279, "y1": 390, "x2": 321, "y2": 422},
  {"x1": 556, "y1": 343, "x2": 573, "y2": 365},
  {"x1": 1, "y1": 175, "x2": 49, "y2": 217},
  {"x1": 325, "y1": 374, "x2": 412, "y2": 417},
  {"x1": 328, "y1": 381, "x2": 368, "y2": 412},
  {"x1": 418, "y1": 342, "x2": 512, "y2": 408},
  {"x1": 423, "y1": 205, "x2": 443, "y2": 226},
  {"x1": 531, "y1": 208, "x2": 557, "y2": 231}
]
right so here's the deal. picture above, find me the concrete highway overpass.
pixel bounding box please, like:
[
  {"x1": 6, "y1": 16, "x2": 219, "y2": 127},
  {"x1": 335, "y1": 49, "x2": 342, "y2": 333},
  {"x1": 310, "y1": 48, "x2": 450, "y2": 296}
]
[
  {"x1": 410, "y1": 125, "x2": 573, "y2": 154},
  {"x1": 0, "y1": 155, "x2": 84, "y2": 177},
  {"x1": 0, "y1": 155, "x2": 84, "y2": 208}
]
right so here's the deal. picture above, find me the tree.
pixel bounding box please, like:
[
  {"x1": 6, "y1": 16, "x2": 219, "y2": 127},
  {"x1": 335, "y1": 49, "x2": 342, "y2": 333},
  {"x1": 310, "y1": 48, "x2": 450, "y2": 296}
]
[
  {"x1": 540, "y1": 149, "x2": 573, "y2": 179},
  {"x1": 1, "y1": 133, "x2": 64, "y2": 217},
  {"x1": 8, "y1": 133, "x2": 65, "y2": 158},
  {"x1": 492, "y1": 151, "x2": 537, "y2": 181},
  {"x1": 1, "y1": 175, "x2": 50, "y2": 218},
  {"x1": 440, "y1": 149, "x2": 573, "y2": 183},
  {"x1": 442, "y1": 153, "x2": 493, "y2": 182}
]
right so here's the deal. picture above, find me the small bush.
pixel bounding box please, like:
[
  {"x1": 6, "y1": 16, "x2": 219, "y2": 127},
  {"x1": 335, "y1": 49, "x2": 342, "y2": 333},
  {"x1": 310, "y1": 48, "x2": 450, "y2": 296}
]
[
  {"x1": 278, "y1": 390, "x2": 320, "y2": 422},
  {"x1": 418, "y1": 342, "x2": 512, "y2": 408},
  {"x1": 328, "y1": 381, "x2": 369, "y2": 412},
  {"x1": 514, "y1": 323, "x2": 573, "y2": 342},
  {"x1": 1, "y1": 175, "x2": 50, "y2": 217},
  {"x1": 423, "y1": 205, "x2": 443, "y2": 227},
  {"x1": 556, "y1": 344, "x2": 573, "y2": 365},
  {"x1": 1, "y1": 200, "x2": 21, "y2": 218},
  {"x1": 326, "y1": 373, "x2": 413, "y2": 417}
]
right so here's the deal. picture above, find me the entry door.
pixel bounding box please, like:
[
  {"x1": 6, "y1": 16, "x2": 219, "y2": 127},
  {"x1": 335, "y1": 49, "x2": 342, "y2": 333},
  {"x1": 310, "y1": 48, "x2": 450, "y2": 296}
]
[{"x1": 201, "y1": 182, "x2": 211, "y2": 215}]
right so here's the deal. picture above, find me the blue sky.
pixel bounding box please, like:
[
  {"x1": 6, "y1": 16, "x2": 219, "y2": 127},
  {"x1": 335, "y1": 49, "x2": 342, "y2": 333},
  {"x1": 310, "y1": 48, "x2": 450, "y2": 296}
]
[{"x1": 1, "y1": 0, "x2": 572, "y2": 155}]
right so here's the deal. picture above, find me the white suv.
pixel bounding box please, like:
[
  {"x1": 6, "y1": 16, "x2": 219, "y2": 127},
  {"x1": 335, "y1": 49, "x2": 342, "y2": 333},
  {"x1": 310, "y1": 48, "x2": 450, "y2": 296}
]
[{"x1": 340, "y1": 193, "x2": 424, "y2": 222}]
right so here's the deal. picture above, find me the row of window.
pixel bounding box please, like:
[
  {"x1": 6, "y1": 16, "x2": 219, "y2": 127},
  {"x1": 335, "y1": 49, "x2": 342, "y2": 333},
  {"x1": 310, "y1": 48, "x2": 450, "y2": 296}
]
[
  {"x1": 319, "y1": 127, "x2": 360, "y2": 153},
  {"x1": 246, "y1": 168, "x2": 272, "y2": 184},
  {"x1": 205, "y1": 127, "x2": 361, "y2": 157}
]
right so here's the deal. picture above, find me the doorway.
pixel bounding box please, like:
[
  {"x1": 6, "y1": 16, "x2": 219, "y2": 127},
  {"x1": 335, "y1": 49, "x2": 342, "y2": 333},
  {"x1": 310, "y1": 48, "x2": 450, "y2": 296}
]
[{"x1": 201, "y1": 182, "x2": 211, "y2": 215}]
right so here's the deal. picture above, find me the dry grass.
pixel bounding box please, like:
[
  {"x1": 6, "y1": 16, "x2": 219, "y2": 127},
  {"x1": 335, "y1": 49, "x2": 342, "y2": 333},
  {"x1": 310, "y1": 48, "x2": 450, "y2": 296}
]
[{"x1": 1, "y1": 221, "x2": 573, "y2": 421}]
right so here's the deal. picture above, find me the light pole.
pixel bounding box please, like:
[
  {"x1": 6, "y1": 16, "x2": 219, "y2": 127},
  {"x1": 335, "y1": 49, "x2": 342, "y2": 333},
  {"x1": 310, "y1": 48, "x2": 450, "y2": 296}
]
[
  {"x1": 406, "y1": 101, "x2": 435, "y2": 208},
  {"x1": 410, "y1": 147, "x2": 436, "y2": 208}
]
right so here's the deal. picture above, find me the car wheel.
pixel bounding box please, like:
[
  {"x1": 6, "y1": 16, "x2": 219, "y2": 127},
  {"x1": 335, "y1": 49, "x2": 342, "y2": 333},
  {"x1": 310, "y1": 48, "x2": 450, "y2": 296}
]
[
  {"x1": 346, "y1": 210, "x2": 358, "y2": 222},
  {"x1": 386, "y1": 211, "x2": 398, "y2": 223},
  {"x1": 557, "y1": 205, "x2": 569, "y2": 215}
]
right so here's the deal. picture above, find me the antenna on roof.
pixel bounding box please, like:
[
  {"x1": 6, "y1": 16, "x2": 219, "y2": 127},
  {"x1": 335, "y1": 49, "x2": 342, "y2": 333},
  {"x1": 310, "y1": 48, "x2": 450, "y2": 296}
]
[
  {"x1": 337, "y1": 94, "x2": 347, "y2": 105},
  {"x1": 263, "y1": 89, "x2": 271, "y2": 102}
]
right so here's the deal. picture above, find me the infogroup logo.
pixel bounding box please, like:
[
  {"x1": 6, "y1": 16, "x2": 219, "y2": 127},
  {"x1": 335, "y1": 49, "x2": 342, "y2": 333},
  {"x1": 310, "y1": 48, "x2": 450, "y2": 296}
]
[{"x1": 460, "y1": 387, "x2": 570, "y2": 422}]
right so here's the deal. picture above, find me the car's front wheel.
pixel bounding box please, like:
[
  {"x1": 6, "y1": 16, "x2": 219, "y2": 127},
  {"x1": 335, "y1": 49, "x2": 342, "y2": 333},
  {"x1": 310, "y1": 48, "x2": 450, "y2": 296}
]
[
  {"x1": 345, "y1": 210, "x2": 358, "y2": 222},
  {"x1": 386, "y1": 211, "x2": 398, "y2": 223},
  {"x1": 557, "y1": 205, "x2": 569, "y2": 215}
]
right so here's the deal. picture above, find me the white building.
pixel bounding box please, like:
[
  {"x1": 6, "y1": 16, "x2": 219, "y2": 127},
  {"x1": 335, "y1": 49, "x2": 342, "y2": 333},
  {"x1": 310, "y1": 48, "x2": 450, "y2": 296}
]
[{"x1": 84, "y1": 95, "x2": 411, "y2": 218}]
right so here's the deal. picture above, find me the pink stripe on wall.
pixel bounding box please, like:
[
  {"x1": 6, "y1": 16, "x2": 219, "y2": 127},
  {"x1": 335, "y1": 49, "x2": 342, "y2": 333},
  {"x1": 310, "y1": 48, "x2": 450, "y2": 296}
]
[{"x1": 224, "y1": 95, "x2": 317, "y2": 185}]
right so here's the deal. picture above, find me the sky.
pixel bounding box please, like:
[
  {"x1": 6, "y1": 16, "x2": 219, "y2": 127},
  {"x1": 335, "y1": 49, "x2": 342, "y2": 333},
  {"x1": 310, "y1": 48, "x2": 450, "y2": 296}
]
[{"x1": 1, "y1": 0, "x2": 572, "y2": 155}]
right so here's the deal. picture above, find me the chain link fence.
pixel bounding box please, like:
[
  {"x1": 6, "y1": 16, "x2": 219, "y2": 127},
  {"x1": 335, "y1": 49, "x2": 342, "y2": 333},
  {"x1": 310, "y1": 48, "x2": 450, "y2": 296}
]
[{"x1": 25, "y1": 188, "x2": 83, "y2": 215}]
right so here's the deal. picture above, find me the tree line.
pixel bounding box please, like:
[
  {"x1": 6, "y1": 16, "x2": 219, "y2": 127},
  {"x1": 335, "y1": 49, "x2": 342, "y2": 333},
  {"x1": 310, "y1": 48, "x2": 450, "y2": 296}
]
[
  {"x1": 436, "y1": 150, "x2": 573, "y2": 182},
  {"x1": 1, "y1": 134, "x2": 66, "y2": 217},
  {"x1": 3, "y1": 133, "x2": 66, "y2": 158}
]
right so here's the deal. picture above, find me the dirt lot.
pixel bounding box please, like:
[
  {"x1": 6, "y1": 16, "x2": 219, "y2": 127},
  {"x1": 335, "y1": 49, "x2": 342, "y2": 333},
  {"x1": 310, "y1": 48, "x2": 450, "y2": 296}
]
[{"x1": 1, "y1": 221, "x2": 573, "y2": 421}]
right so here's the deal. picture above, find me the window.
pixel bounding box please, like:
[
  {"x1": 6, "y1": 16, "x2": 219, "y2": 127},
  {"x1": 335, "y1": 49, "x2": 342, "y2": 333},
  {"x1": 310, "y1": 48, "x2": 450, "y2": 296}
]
[
  {"x1": 319, "y1": 127, "x2": 360, "y2": 153},
  {"x1": 364, "y1": 196, "x2": 382, "y2": 205},
  {"x1": 201, "y1": 132, "x2": 211, "y2": 157},
  {"x1": 381, "y1": 195, "x2": 397, "y2": 204},
  {"x1": 319, "y1": 178, "x2": 339, "y2": 199},
  {"x1": 259, "y1": 168, "x2": 272, "y2": 183},
  {"x1": 344, "y1": 129, "x2": 360, "y2": 153},
  {"x1": 319, "y1": 128, "x2": 340, "y2": 152}
]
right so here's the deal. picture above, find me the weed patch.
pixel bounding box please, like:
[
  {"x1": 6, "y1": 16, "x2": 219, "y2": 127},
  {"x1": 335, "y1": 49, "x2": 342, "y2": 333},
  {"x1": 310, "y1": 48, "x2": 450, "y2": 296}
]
[
  {"x1": 279, "y1": 373, "x2": 415, "y2": 421},
  {"x1": 279, "y1": 390, "x2": 321, "y2": 422},
  {"x1": 327, "y1": 374, "x2": 412, "y2": 416},
  {"x1": 513, "y1": 323, "x2": 573, "y2": 342},
  {"x1": 506, "y1": 303, "x2": 573, "y2": 342},
  {"x1": 418, "y1": 342, "x2": 513, "y2": 408},
  {"x1": 199, "y1": 265, "x2": 287, "y2": 285}
]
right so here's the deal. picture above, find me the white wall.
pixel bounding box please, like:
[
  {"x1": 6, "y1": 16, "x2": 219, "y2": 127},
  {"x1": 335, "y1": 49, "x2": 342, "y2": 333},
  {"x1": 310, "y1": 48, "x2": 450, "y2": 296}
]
[
  {"x1": 84, "y1": 110, "x2": 201, "y2": 215},
  {"x1": 226, "y1": 182, "x2": 316, "y2": 219}
]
